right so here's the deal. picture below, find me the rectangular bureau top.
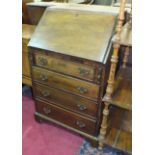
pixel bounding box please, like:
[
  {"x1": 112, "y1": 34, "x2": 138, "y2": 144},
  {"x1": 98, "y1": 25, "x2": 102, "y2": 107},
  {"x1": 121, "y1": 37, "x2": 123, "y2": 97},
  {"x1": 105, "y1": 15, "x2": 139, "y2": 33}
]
[{"x1": 28, "y1": 6, "x2": 117, "y2": 63}]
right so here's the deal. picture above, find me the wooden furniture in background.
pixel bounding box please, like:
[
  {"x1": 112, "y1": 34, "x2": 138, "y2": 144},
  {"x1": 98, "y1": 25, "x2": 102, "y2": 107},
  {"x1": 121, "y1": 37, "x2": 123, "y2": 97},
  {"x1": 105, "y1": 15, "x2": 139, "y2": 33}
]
[
  {"x1": 26, "y1": 0, "x2": 94, "y2": 25},
  {"x1": 98, "y1": 0, "x2": 132, "y2": 153},
  {"x1": 22, "y1": 24, "x2": 36, "y2": 86},
  {"x1": 28, "y1": 5, "x2": 119, "y2": 146},
  {"x1": 22, "y1": 0, "x2": 34, "y2": 24},
  {"x1": 112, "y1": 0, "x2": 131, "y2": 8}
]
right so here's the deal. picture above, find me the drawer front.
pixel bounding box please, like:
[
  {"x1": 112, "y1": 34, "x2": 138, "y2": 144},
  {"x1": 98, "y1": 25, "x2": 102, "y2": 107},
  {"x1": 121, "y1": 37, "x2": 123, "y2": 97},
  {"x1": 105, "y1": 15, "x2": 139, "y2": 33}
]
[
  {"x1": 32, "y1": 66, "x2": 99, "y2": 100},
  {"x1": 33, "y1": 83, "x2": 98, "y2": 118},
  {"x1": 35, "y1": 99, "x2": 97, "y2": 135},
  {"x1": 34, "y1": 53, "x2": 95, "y2": 81}
]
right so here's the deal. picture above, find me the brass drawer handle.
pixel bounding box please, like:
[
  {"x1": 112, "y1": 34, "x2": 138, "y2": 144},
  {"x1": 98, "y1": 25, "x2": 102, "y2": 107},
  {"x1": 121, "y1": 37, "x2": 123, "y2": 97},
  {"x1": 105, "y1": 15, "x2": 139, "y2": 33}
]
[
  {"x1": 38, "y1": 57, "x2": 48, "y2": 66},
  {"x1": 40, "y1": 74, "x2": 48, "y2": 81},
  {"x1": 42, "y1": 90, "x2": 50, "y2": 97},
  {"x1": 78, "y1": 67, "x2": 90, "y2": 77},
  {"x1": 77, "y1": 104, "x2": 87, "y2": 111},
  {"x1": 77, "y1": 86, "x2": 88, "y2": 94},
  {"x1": 76, "y1": 121, "x2": 86, "y2": 128},
  {"x1": 43, "y1": 107, "x2": 51, "y2": 114}
]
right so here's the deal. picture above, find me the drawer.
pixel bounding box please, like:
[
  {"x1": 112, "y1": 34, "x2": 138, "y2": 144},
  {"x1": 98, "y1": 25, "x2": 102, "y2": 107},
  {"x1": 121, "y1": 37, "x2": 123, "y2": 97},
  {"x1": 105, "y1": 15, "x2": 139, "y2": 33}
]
[
  {"x1": 33, "y1": 53, "x2": 95, "y2": 81},
  {"x1": 33, "y1": 83, "x2": 98, "y2": 119},
  {"x1": 35, "y1": 99, "x2": 97, "y2": 135},
  {"x1": 32, "y1": 66, "x2": 99, "y2": 100}
]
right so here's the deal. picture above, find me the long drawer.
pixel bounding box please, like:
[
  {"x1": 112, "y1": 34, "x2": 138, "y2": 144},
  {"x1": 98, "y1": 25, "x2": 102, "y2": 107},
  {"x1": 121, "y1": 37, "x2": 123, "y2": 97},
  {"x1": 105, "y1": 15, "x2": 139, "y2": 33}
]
[
  {"x1": 33, "y1": 83, "x2": 98, "y2": 119},
  {"x1": 32, "y1": 66, "x2": 99, "y2": 100},
  {"x1": 35, "y1": 99, "x2": 97, "y2": 135},
  {"x1": 33, "y1": 53, "x2": 96, "y2": 82}
]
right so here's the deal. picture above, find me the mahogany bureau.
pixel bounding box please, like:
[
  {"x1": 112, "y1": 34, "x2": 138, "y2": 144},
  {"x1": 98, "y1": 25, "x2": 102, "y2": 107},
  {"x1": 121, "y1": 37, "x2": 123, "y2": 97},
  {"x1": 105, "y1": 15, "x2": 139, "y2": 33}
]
[{"x1": 28, "y1": 4, "x2": 118, "y2": 146}]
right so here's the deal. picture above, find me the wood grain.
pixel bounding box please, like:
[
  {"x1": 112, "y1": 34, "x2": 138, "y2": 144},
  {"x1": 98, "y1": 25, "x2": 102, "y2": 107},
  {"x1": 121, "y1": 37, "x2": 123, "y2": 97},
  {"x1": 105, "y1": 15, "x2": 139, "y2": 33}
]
[
  {"x1": 32, "y1": 66, "x2": 100, "y2": 100},
  {"x1": 35, "y1": 99, "x2": 97, "y2": 135},
  {"x1": 33, "y1": 83, "x2": 98, "y2": 119},
  {"x1": 28, "y1": 8, "x2": 117, "y2": 62},
  {"x1": 34, "y1": 53, "x2": 95, "y2": 82},
  {"x1": 104, "y1": 67, "x2": 132, "y2": 110},
  {"x1": 22, "y1": 24, "x2": 36, "y2": 85},
  {"x1": 105, "y1": 106, "x2": 132, "y2": 153}
]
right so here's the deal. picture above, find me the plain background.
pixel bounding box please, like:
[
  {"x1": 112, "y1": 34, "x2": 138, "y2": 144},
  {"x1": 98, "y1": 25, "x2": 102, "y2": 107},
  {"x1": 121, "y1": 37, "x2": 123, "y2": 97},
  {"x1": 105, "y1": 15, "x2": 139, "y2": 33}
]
[{"x1": 0, "y1": 0, "x2": 155, "y2": 154}]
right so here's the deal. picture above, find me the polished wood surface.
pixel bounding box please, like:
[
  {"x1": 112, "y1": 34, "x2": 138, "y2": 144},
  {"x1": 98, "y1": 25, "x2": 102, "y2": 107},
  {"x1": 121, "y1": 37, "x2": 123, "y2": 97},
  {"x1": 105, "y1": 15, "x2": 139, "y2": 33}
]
[
  {"x1": 22, "y1": 76, "x2": 32, "y2": 86},
  {"x1": 22, "y1": 24, "x2": 36, "y2": 41},
  {"x1": 28, "y1": 7, "x2": 117, "y2": 62},
  {"x1": 105, "y1": 127, "x2": 132, "y2": 153},
  {"x1": 29, "y1": 47, "x2": 105, "y2": 84},
  {"x1": 32, "y1": 66, "x2": 99, "y2": 100},
  {"x1": 35, "y1": 112, "x2": 99, "y2": 141},
  {"x1": 22, "y1": 24, "x2": 36, "y2": 86},
  {"x1": 104, "y1": 67, "x2": 132, "y2": 110},
  {"x1": 122, "y1": 46, "x2": 130, "y2": 68},
  {"x1": 34, "y1": 52, "x2": 95, "y2": 82},
  {"x1": 35, "y1": 99, "x2": 97, "y2": 135},
  {"x1": 33, "y1": 83, "x2": 98, "y2": 119},
  {"x1": 22, "y1": 52, "x2": 31, "y2": 80},
  {"x1": 105, "y1": 107, "x2": 132, "y2": 153},
  {"x1": 28, "y1": 4, "x2": 119, "y2": 147}
]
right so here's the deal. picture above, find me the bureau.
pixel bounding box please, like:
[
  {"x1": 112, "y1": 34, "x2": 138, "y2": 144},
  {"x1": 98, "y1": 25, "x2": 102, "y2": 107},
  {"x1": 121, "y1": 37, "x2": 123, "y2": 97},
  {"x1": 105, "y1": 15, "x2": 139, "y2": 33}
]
[{"x1": 28, "y1": 4, "x2": 118, "y2": 146}]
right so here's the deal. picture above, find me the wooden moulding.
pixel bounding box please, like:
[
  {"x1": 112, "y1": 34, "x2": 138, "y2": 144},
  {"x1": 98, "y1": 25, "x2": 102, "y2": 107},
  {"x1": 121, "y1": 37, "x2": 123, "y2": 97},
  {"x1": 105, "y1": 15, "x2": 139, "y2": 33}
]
[
  {"x1": 103, "y1": 66, "x2": 132, "y2": 110},
  {"x1": 105, "y1": 107, "x2": 132, "y2": 153}
]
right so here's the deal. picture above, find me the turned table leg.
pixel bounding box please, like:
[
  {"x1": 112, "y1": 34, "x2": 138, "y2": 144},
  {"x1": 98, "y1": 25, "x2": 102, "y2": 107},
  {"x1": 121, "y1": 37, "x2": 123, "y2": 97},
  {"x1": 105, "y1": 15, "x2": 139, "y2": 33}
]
[
  {"x1": 98, "y1": 0, "x2": 126, "y2": 150},
  {"x1": 98, "y1": 102, "x2": 110, "y2": 149}
]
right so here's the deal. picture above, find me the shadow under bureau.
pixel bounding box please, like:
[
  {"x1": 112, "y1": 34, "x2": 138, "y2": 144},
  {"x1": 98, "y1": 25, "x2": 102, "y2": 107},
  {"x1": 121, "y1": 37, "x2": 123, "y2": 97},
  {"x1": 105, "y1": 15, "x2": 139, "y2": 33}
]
[{"x1": 28, "y1": 4, "x2": 118, "y2": 146}]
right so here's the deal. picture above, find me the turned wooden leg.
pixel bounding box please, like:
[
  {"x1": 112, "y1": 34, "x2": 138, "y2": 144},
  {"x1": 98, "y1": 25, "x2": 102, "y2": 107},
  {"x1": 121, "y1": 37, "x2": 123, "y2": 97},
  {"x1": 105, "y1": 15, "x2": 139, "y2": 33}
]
[
  {"x1": 122, "y1": 47, "x2": 130, "y2": 68},
  {"x1": 98, "y1": 102, "x2": 110, "y2": 150},
  {"x1": 98, "y1": 0, "x2": 126, "y2": 150}
]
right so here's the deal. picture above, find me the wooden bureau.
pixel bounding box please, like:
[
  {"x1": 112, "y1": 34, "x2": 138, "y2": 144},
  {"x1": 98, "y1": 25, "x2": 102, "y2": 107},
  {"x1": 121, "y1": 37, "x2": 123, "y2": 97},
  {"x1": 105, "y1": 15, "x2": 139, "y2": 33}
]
[{"x1": 28, "y1": 4, "x2": 119, "y2": 146}]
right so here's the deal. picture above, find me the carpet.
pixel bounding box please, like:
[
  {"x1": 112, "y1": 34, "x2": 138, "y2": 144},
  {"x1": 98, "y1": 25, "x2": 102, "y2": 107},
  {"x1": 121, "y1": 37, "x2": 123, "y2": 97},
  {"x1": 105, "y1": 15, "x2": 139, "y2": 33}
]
[
  {"x1": 75, "y1": 141, "x2": 130, "y2": 155},
  {"x1": 22, "y1": 86, "x2": 130, "y2": 155},
  {"x1": 22, "y1": 96, "x2": 84, "y2": 155}
]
